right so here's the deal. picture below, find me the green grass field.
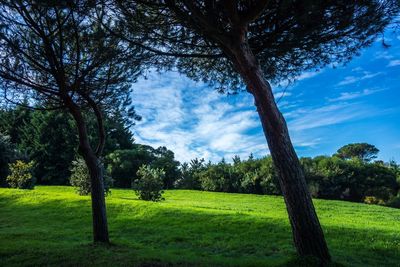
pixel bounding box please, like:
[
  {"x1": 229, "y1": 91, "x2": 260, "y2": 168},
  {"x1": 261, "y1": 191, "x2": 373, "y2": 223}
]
[{"x1": 0, "y1": 186, "x2": 399, "y2": 266}]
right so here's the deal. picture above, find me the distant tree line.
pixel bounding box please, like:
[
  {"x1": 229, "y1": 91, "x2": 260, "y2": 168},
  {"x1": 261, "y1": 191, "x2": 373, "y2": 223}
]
[
  {"x1": 1, "y1": 107, "x2": 399, "y2": 209},
  {"x1": 174, "y1": 145, "x2": 400, "y2": 209}
]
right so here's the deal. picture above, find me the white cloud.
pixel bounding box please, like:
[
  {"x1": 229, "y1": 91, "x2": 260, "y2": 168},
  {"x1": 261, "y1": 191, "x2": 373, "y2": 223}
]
[
  {"x1": 328, "y1": 88, "x2": 385, "y2": 102},
  {"x1": 337, "y1": 71, "x2": 382, "y2": 86},
  {"x1": 131, "y1": 71, "x2": 267, "y2": 162},
  {"x1": 287, "y1": 103, "x2": 377, "y2": 132},
  {"x1": 387, "y1": 59, "x2": 400, "y2": 67},
  {"x1": 275, "y1": 70, "x2": 323, "y2": 88},
  {"x1": 296, "y1": 71, "x2": 322, "y2": 81},
  {"x1": 374, "y1": 51, "x2": 394, "y2": 60}
]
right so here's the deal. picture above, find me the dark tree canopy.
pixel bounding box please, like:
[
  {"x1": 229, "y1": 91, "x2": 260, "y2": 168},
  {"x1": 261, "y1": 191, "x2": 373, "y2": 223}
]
[
  {"x1": 114, "y1": 0, "x2": 398, "y2": 262},
  {"x1": 0, "y1": 0, "x2": 146, "y2": 243},
  {"x1": 0, "y1": 0, "x2": 140, "y2": 122},
  {"x1": 116, "y1": 0, "x2": 397, "y2": 92},
  {"x1": 335, "y1": 143, "x2": 380, "y2": 162}
]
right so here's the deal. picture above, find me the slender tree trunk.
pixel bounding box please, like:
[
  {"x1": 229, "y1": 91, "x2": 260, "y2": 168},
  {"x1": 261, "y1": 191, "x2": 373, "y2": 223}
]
[
  {"x1": 80, "y1": 145, "x2": 109, "y2": 243},
  {"x1": 64, "y1": 98, "x2": 109, "y2": 243},
  {"x1": 230, "y1": 43, "x2": 331, "y2": 263}
]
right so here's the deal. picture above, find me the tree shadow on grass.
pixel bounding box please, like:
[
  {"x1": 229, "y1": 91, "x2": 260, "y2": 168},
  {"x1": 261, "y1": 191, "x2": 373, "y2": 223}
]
[{"x1": 0, "y1": 195, "x2": 399, "y2": 266}]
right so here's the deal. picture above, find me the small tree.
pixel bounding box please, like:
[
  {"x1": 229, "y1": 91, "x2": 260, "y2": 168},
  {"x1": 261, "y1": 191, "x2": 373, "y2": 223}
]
[
  {"x1": 335, "y1": 143, "x2": 380, "y2": 162},
  {"x1": 6, "y1": 160, "x2": 35, "y2": 189},
  {"x1": 133, "y1": 165, "x2": 165, "y2": 202}
]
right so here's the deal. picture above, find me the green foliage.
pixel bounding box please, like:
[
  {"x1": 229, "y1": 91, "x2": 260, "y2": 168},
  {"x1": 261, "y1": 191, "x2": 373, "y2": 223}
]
[
  {"x1": 176, "y1": 151, "x2": 398, "y2": 207},
  {"x1": 174, "y1": 158, "x2": 205, "y2": 190},
  {"x1": 0, "y1": 133, "x2": 19, "y2": 187},
  {"x1": 133, "y1": 165, "x2": 165, "y2": 201},
  {"x1": 21, "y1": 111, "x2": 78, "y2": 185},
  {"x1": 116, "y1": 1, "x2": 396, "y2": 93},
  {"x1": 363, "y1": 196, "x2": 385, "y2": 205},
  {"x1": 199, "y1": 158, "x2": 241, "y2": 192},
  {"x1": 176, "y1": 156, "x2": 281, "y2": 195},
  {"x1": 106, "y1": 145, "x2": 179, "y2": 189},
  {"x1": 106, "y1": 148, "x2": 150, "y2": 188},
  {"x1": 302, "y1": 156, "x2": 398, "y2": 203},
  {"x1": 335, "y1": 143, "x2": 379, "y2": 162},
  {"x1": 0, "y1": 106, "x2": 137, "y2": 185},
  {"x1": 151, "y1": 146, "x2": 180, "y2": 189},
  {"x1": 238, "y1": 156, "x2": 281, "y2": 195},
  {"x1": 387, "y1": 194, "x2": 400, "y2": 209},
  {"x1": 1, "y1": 186, "x2": 400, "y2": 266},
  {"x1": 6, "y1": 160, "x2": 35, "y2": 189},
  {"x1": 69, "y1": 158, "x2": 91, "y2": 196},
  {"x1": 69, "y1": 158, "x2": 112, "y2": 196}
]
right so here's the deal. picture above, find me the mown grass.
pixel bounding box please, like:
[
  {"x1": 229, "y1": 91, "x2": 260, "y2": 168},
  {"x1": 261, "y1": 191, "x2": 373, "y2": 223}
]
[{"x1": 0, "y1": 186, "x2": 399, "y2": 266}]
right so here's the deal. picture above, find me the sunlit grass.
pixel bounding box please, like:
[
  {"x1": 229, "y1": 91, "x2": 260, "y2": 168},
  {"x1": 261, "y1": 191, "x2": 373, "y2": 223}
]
[{"x1": 1, "y1": 186, "x2": 399, "y2": 266}]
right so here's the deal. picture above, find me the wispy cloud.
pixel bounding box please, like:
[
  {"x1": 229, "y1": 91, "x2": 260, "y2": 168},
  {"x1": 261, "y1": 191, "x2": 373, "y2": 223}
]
[
  {"x1": 131, "y1": 71, "x2": 267, "y2": 162},
  {"x1": 275, "y1": 70, "x2": 323, "y2": 88},
  {"x1": 297, "y1": 71, "x2": 322, "y2": 81},
  {"x1": 328, "y1": 88, "x2": 385, "y2": 102},
  {"x1": 337, "y1": 72, "x2": 382, "y2": 86},
  {"x1": 287, "y1": 103, "x2": 378, "y2": 132},
  {"x1": 387, "y1": 59, "x2": 400, "y2": 67}
]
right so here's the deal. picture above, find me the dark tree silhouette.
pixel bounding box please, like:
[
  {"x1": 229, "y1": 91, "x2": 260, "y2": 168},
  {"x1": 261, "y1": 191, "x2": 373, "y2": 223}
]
[
  {"x1": 0, "y1": 0, "x2": 143, "y2": 243},
  {"x1": 115, "y1": 0, "x2": 397, "y2": 263}
]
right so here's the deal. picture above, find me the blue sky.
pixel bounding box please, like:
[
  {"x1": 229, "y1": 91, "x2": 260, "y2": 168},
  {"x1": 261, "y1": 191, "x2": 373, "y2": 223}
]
[{"x1": 131, "y1": 32, "x2": 400, "y2": 163}]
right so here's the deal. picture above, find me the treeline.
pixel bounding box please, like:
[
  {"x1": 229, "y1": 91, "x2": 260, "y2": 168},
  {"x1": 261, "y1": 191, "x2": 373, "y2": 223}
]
[
  {"x1": 1, "y1": 107, "x2": 399, "y2": 208},
  {"x1": 175, "y1": 154, "x2": 400, "y2": 208},
  {"x1": 0, "y1": 106, "x2": 179, "y2": 188}
]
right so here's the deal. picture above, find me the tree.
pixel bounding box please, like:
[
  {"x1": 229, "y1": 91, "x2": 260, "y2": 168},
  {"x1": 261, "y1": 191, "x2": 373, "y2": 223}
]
[
  {"x1": 106, "y1": 144, "x2": 180, "y2": 188},
  {"x1": 0, "y1": 106, "x2": 138, "y2": 185},
  {"x1": 0, "y1": 0, "x2": 143, "y2": 243},
  {"x1": 0, "y1": 133, "x2": 20, "y2": 186},
  {"x1": 151, "y1": 146, "x2": 180, "y2": 189},
  {"x1": 335, "y1": 143, "x2": 380, "y2": 162},
  {"x1": 20, "y1": 110, "x2": 78, "y2": 184},
  {"x1": 106, "y1": 146, "x2": 155, "y2": 188},
  {"x1": 116, "y1": 0, "x2": 397, "y2": 262}
]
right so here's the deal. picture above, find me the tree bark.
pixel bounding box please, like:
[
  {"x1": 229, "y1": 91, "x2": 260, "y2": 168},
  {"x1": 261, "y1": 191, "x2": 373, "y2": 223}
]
[
  {"x1": 230, "y1": 43, "x2": 331, "y2": 264},
  {"x1": 64, "y1": 97, "x2": 109, "y2": 243}
]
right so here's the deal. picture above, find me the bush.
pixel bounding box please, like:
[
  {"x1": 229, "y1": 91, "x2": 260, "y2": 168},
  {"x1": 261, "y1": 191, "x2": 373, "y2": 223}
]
[
  {"x1": 69, "y1": 157, "x2": 112, "y2": 196},
  {"x1": 363, "y1": 196, "x2": 385, "y2": 205},
  {"x1": 6, "y1": 160, "x2": 35, "y2": 189},
  {"x1": 133, "y1": 165, "x2": 165, "y2": 201}
]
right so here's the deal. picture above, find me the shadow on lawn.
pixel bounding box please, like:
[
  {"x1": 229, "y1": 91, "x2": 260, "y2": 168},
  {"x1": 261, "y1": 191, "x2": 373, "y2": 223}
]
[{"x1": 0, "y1": 194, "x2": 399, "y2": 266}]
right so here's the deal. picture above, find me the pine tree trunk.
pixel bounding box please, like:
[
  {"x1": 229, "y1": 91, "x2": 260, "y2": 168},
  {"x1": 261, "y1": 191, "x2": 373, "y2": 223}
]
[
  {"x1": 64, "y1": 98, "x2": 109, "y2": 243},
  {"x1": 231, "y1": 43, "x2": 331, "y2": 263},
  {"x1": 80, "y1": 146, "x2": 109, "y2": 243}
]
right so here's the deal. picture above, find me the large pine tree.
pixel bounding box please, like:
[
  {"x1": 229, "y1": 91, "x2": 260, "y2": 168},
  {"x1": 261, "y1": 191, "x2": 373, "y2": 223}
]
[
  {"x1": 115, "y1": 0, "x2": 397, "y2": 263},
  {"x1": 0, "y1": 0, "x2": 144, "y2": 243}
]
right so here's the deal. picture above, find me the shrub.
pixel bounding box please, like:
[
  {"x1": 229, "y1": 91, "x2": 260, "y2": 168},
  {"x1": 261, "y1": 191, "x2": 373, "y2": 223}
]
[
  {"x1": 6, "y1": 160, "x2": 35, "y2": 189},
  {"x1": 133, "y1": 165, "x2": 165, "y2": 201},
  {"x1": 364, "y1": 196, "x2": 385, "y2": 205},
  {"x1": 69, "y1": 157, "x2": 112, "y2": 196}
]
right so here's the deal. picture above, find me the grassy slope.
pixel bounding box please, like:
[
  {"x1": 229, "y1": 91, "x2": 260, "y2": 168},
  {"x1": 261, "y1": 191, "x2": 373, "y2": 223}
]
[{"x1": 0, "y1": 186, "x2": 399, "y2": 267}]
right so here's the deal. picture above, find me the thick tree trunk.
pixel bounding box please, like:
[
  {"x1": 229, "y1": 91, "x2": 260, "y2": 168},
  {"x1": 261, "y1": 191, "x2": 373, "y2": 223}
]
[
  {"x1": 64, "y1": 98, "x2": 109, "y2": 243},
  {"x1": 230, "y1": 44, "x2": 331, "y2": 263}
]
